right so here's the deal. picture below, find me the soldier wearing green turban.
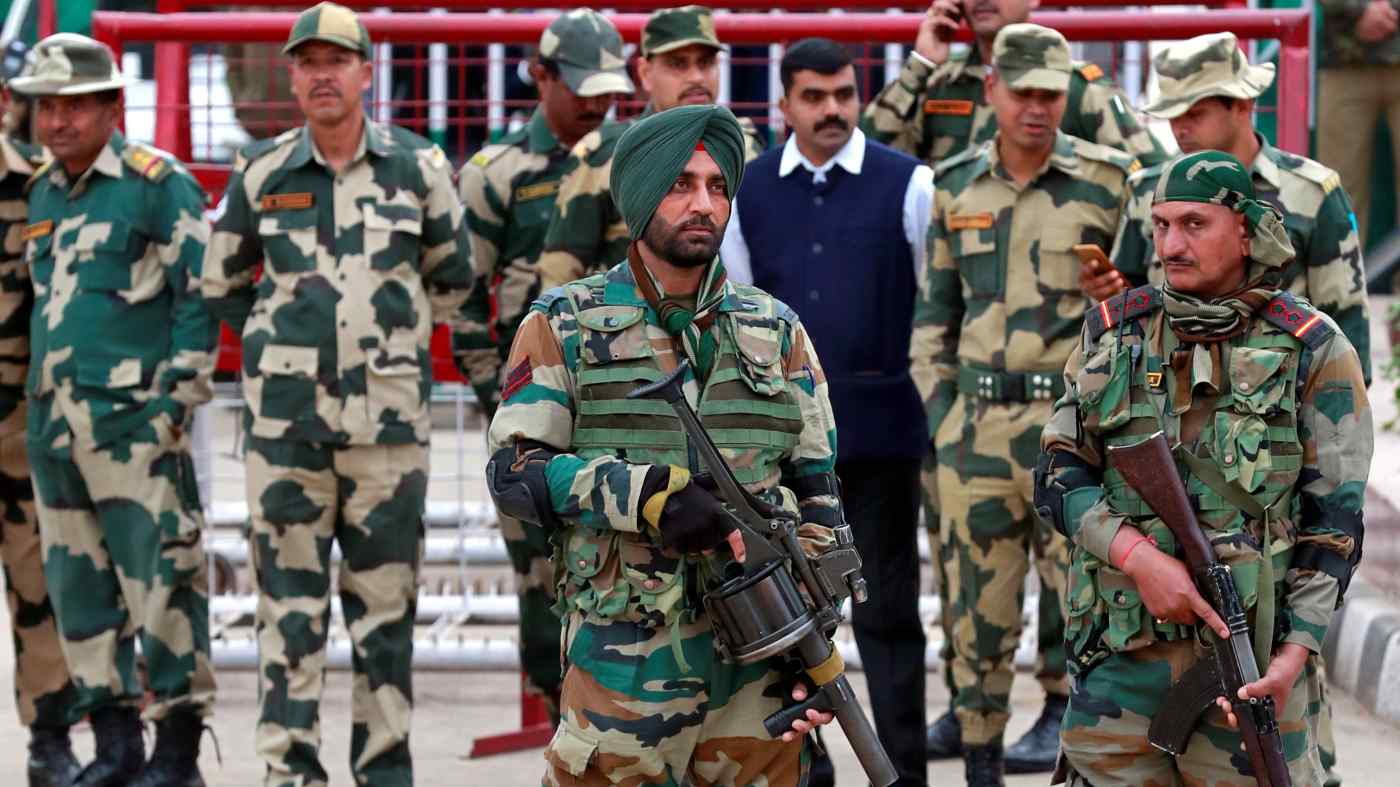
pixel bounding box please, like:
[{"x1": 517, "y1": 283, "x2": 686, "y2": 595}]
[
  {"x1": 486, "y1": 105, "x2": 844, "y2": 785},
  {"x1": 1038, "y1": 149, "x2": 1371, "y2": 785}
]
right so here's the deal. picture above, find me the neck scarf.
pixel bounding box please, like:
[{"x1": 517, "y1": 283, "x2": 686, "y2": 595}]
[
  {"x1": 1162, "y1": 274, "x2": 1278, "y2": 343},
  {"x1": 628, "y1": 244, "x2": 728, "y2": 379}
]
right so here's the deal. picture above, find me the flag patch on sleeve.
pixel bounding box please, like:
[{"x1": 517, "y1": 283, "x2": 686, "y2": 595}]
[{"x1": 502, "y1": 359, "x2": 533, "y2": 401}]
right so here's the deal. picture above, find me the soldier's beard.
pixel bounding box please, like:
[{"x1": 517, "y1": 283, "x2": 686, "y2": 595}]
[{"x1": 643, "y1": 213, "x2": 723, "y2": 269}]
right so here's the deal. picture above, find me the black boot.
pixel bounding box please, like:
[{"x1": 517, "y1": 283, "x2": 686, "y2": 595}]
[
  {"x1": 129, "y1": 708, "x2": 208, "y2": 787},
  {"x1": 963, "y1": 741, "x2": 1005, "y2": 787},
  {"x1": 73, "y1": 708, "x2": 144, "y2": 787},
  {"x1": 28, "y1": 726, "x2": 81, "y2": 787},
  {"x1": 924, "y1": 709, "x2": 961, "y2": 760},
  {"x1": 1004, "y1": 693, "x2": 1068, "y2": 774}
]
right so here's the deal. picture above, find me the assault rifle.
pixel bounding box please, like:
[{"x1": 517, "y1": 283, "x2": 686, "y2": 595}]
[
  {"x1": 628, "y1": 361, "x2": 897, "y2": 787},
  {"x1": 1108, "y1": 432, "x2": 1291, "y2": 787}
]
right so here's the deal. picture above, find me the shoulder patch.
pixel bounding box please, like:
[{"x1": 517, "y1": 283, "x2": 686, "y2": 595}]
[
  {"x1": 1072, "y1": 137, "x2": 1139, "y2": 174},
  {"x1": 1260, "y1": 292, "x2": 1334, "y2": 349},
  {"x1": 1079, "y1": 63, "x2": 1105, "y2": 82},
  {"x1": 24, "y1": 159, "x2": 53, "y2": 194},
  {"x1": 1086, "y1": 285, "x2": 1161, "y2": 341},
  {"x1": 122, "y1": 143, "x2": 173, "y2": 182},
  {"x1": 1279, "y1": 152, "x2": 1342, "y2": 194}
]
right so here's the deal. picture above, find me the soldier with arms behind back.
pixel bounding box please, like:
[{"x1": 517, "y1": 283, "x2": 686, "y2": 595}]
[
  {"x1": 12, "y1": 33, "x2": 218, "y2": 787},
  {"x1": 534, "y1": 5, "x2": 766, "y2": 291},
  {"x1": 457, "y1": 7, "x2": 634, "y2": 724},
  {"x1": 201, "y1": 4, "x2": 473, "y2": 785},
  {"x1": 910, "y1": 24, "x2": 1139, "y2": 783},
  {"x1": 487, "y1": 105, "x2": 842, "y2": 785},
  {"x1": 1037, "y1": 150, "x2": 1371, "y2": 786}
]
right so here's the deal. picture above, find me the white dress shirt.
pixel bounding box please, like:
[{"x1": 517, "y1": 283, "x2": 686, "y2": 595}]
[{"x1": 720, "y1": 127, "x2": 935, "y2": 285}]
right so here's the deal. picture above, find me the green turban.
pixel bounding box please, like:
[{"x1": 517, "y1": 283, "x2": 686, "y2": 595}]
[
  {"x1": 611, "y1": 104, "x2": 747, "y2": 242},
  {"x1": 1153, "y1": 149, "x2": 1294, "y2": 268}
]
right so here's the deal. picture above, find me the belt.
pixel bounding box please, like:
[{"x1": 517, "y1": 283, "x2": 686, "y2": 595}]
[{"x1": 956, "y1": 366, "x2": 1066, "y2": 403}]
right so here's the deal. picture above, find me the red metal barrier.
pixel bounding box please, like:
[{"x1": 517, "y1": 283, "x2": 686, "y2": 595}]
[
  {"x1": 93, "y1": 9, "x2": 1312, "y2": 157},
  {"x1": 165, "y1": 0, "x2": 1249, "y2": 8}
]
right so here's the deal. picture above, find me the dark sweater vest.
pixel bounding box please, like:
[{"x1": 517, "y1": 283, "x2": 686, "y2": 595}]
[{"x1": 735, "y1": 140, "x2": 926, "y2": 462}]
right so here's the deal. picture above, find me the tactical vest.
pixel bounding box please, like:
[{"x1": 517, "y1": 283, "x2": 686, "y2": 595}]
[
  {"x1": 1064, "y1": 287, "x2": 1325, "y2": 672},
  {"x1": 554, "y1": 278, "x2": 807, "y2": 631}
]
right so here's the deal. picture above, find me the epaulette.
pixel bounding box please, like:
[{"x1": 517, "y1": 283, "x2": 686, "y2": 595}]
[
  {"x1": 1127, "y1": 159, "x2": 1166, "y2": 190},
  {"x1": 1086, "y1": 285, "x2": 1160, "y2": 341},
  {"x1": 533, "y1": 289, "x2": 568, "y2": 314},
  {"x1": 1071, "y1": 136, "x2": 1140, "y2": 175},
  {"x1": 1277, "y1": 150, "x2": 1343, "y2": 196},
  {"x1": 121, "y1": 143, "x2": 173, "y2": 182},
  {"x1": 464, "y1": 140, "x2": 515, "y2": 172},
  {"x1": 1260, "y1": 291, "x2": 1334, "y2": 350}
]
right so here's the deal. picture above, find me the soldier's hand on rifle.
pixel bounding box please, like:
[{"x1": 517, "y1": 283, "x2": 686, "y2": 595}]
[
  {"x1": 779, "y1": 682, "x2": 837, "y2": 742},
  {"x1": 1214, "y1": 642, "x2": 1310, "y2": 730},
  {"x1": 642, "y1": 466, "x2": 746, "y2": 561},
  {"x1": 1115, "y1": 528, "x2": 1230, "y2": 639}
]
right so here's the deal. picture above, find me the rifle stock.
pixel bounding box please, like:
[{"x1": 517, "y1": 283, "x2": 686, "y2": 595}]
[{"x1": 1106, "y1": 432, "x2": 1292, "y2": 787}]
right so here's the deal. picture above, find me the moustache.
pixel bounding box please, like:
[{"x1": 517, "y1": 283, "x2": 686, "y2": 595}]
[
  {"x1": 678, "y1": 217, "x2": 718, "y2": 234},
  {"x1": 310, "y1": 85, "x2": 342, "y2": 98},
  {"x1": 816, "y1": 116, "x2": 849, "y2": 133},
  {"x1": 681, "y1": 86, "x2": 713, "y2": 100},
  {"x1": 1162, "y1": 256, "x2": 1195, "y2": 267}
]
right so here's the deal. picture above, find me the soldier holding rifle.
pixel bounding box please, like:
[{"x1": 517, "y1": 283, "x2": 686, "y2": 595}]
[{"x1": 1037, "y1": 150, "x2": 1371, "y2": 785}]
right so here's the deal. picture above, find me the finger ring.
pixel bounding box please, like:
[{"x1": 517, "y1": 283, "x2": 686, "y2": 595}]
[{"x1": 1155, "y1": 617, "x2": 1168, "y2": 624}]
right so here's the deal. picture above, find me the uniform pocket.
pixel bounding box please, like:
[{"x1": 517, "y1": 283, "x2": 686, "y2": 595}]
[
  {"x1": 562, "y1": 529, "x2": 628, "y2": 620},
  {"x1": 1096, "y1": 566, "x2": 1152, "y2": 653},
  {"x1": 257, "y1": 208, "x2": 318, "y2": 276},
  {"x1": 731, "y1": 316, "x2": 787, "y2": 396},
  {"x1": 256, "y1": 344, "x2": 319, "y2": 423},
  {"x1": 618, "y1": 538, "x2": 684, "y2": 630},
  {"x1": 76, "y1": 224, "x2": 136, "y2": 292},
  {"x1": 363, "y1": 203, "x2": 423, "y2": 272},
  {"x1": 1036, "y1": 227, "x2": 1085, "y2": 296},
  {"x1": 1228, "y1": 346, "x2": 1290, "y2": 416},
  {"x1": 544, "y1": 718, "x2": 667, "y2": 783}
]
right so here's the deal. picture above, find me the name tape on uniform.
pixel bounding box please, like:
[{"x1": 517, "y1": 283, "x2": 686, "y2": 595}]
[
  {"x1": 924, "y1": 99, "x2": 974, "y2": 116},
  {"x1": 261, "y1": 192, "x2": 315, "y2": 211},
  {"x1": 514, "y1": 181, "x2": 560, "y2": 202},
  {"x1": 947, "y1": 212, "x2": 994, "y2": 230},
  {"x1": 22, "y1": 220, "x2": 53, "y2": 241}
]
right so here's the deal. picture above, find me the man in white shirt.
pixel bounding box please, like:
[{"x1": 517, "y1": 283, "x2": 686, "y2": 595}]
[{"x1": 720, "y1": 38, "x2": 934, "y2": 787}]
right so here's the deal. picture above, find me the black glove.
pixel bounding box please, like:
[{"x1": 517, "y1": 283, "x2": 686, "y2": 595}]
[{"x1": 641, "y1": 466, "x2": 737, "y2": 554}]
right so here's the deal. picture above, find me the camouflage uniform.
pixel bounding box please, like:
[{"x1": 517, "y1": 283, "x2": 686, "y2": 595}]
[
  {"x1": 860, "y1": 44, "x2": 1167, "y2": 168},
  {"x1": 1111, "y1": 32, "x2": 1372, "y2": 386},
  {"x1": 911, "y1": 26, "x2": 1138, "y2": 750},
  {"x1": 489, "y1": 256, "x2": 841, "y2": 786},
  {"x1": 21, "y1": 126, "x2": 218, "y2": 723},
  {"x1": 1317, "y1": 0, "x2": 1400, "y2": 244},
  {"x1": 534, "y1": 6, "x2": 766, "y2": 291},
  {"x1": 0, "y1": 134, "x2": 80, "y2": 731},
  {"x1": 201, "y1": 7, "x2": 472, "y2": 785},
  {"x1": 457, "y1": 8, "x2": 633, "y2": 723},
  {"x1": 1039, "y1": 282, "x2": 1371, "y2": 786}
]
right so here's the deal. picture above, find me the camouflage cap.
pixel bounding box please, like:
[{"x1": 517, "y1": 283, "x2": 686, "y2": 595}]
[
  {"x1": 1154, "y1": 150, "x2": 1294, "y2": 267},
  {"x1": 991, "y1": 23, "x2": 1072, "y2": 92},
  {"x1": 282, "y1": 2, "x2": 372, "y2": 60},
  {"x1": 541, "y1": 10, "x2": 634, "y2": 98},
  {"x1": 8, "y1": 33, "x2": 127, "y2": 96},
  {"x1": 1141, "y1": 33, "x2": 1275, "y2": 120},
  {"x1": 642, "y1": 6, "x2": 726, "y2": 57}
]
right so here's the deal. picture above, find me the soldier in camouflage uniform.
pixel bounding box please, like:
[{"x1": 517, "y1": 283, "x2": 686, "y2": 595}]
[
  {"x1": 534, "y1": 5, "x2": 766, "y2": 291},
  {"x1": 488, "y1": 104, "x2": 838, "y2": 786},
  {"x1": 1037, "y1": 149, "x2": 1371, "y2": 787},
  {"x1": 1104, "y1": 33, "x2": 1372, "y2": 392},
  {"x1": 861, "y1": 0, "x2": 1167, "y2": 170},
  {"x1": 910, "y1": 25, "x2": 1138, "y2": 784},
  {"x1": 0, "y1": 75, "x2": 83, "y2": 787},
  {"x1": 201, "y1": 5, "x2": 471, "y2": 785},
  {"x1": 457, "y1": 8, "x2": 633, "y2": 725},
  {"x1": 861, "y1": 6, "x2": 1163, "y2": 765},
  {"x1": 12, "y1": 33, "x2": 218, "y2": 787},
  {"x1": 1317, "y1": 0, "x2": 1399, "y2": 246}
]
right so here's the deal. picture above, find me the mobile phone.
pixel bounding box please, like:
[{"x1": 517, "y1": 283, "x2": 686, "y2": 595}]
[
  {"x1": 1073, "y1": 244, "x2": 1118, "y2": 276},
  {"x1": 934, "y1": 4, "x2": 964, "y2": 43}
]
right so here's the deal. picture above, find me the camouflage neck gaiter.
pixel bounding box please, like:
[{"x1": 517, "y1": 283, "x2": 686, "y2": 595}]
[{"x1": 1162, "y1": 275, "x2": 1278, "y2": 343}]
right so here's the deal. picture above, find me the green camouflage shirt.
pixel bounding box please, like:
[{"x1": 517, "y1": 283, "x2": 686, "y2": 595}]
[
  {"x1": 861, "y1": 48, "x2": 1168, "y2": 168},
  {"x1": 535, "y1": 111, "x2": 765, "y2": 291},
  {"x1": 0, "y1": 135, "x2": 44, "y2": 435},
  {"x1": 912, "y1": 131, "x2": 1136, "y2": 439},
  {"x1": 24, "y1": 132, "x2": 214, "y2": 450},
  {"x1": 202, "y1": 120, "x2": 472, "y2": 446},
  {"x1": 1042, "y1": 288, "x2": 1371, "y2": 659},
  {"x1": 1109, "y1": 136, "x2": 1372, "y2": 383},
  {"x1": 1320, "y1": 0, "x2": 1400, "y2": 68},
  {"x1": 457, "y1": 109, "x2": 619, "y2": 410}
]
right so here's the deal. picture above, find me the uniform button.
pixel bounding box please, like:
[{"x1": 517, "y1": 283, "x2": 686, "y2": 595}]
[
  {"x1": 813, "y1": 196, "x2": 824, "y2": 206},
  {"x1": 642, "y1": 579, "x2": 660, "y2": 591},
  {"x1": 808, "y1": 289, "x2": 820, "y2": 302},
  {"x1": 576, "y1": 559, "x2": 588, "y2": 569},
  {"x1": 1114, "y1": 591, "x2": 1126, "y2": 604},
  {"x1": 284, "y1": 362, "x2": 292, "y2": 369},
  {"x1": 811, "y1": 242, "x2": 823, "y2": 254},
  {"x1": 340, "y1": 320, "x2": 347, "y2": 327},
  {"x1": 1224, "y1": 453, "x2": 1236, "y2": 465},
  {"x1": 1238, "y1": 382, "x2": 1251, "y2": 392}
]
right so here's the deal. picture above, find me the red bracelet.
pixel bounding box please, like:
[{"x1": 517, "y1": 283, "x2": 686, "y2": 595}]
[{"x1": 1117, "y1": 535, "x2": 1158, "y2": 570}]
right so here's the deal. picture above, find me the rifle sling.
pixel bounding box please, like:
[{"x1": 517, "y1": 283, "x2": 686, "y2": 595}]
[{"x1": 1176, "y1": 448, "x2": 1275, "y2": 676}]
